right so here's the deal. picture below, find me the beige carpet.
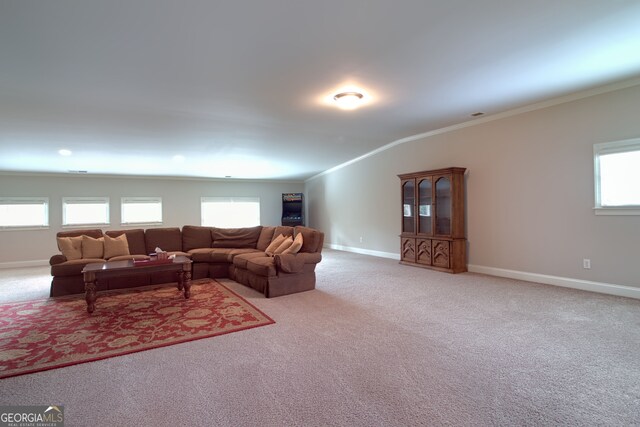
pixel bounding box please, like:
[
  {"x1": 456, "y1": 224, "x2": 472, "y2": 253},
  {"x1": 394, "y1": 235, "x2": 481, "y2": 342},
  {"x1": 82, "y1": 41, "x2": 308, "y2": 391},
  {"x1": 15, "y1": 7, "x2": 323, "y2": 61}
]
[
  {"x1": 0, "y1": 265, "x2": 50, "y2": 302},
  {"x1": 0, "y1": 249, "x2": 639, "y2": 426}
]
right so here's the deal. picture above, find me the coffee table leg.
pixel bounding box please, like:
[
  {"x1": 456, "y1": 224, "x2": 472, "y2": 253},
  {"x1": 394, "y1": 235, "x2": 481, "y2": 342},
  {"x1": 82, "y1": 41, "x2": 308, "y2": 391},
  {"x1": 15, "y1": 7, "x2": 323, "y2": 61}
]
[
  {"x1": 183, "y1": 270, "x2": 192, "y2": 299},
  {"x1": 177, "y1": 271, "x2": 184, "y2": 291},
  {"x1": 85, "y1": 273, "x2": 97, "y2": 314}
]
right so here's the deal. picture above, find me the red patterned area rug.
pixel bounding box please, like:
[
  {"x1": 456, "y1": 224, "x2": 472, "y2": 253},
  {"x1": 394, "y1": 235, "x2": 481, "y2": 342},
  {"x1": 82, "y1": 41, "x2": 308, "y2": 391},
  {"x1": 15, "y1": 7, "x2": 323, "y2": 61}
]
[{"x1": 0, "y1": 279, "x2": 274, "y2": 379}]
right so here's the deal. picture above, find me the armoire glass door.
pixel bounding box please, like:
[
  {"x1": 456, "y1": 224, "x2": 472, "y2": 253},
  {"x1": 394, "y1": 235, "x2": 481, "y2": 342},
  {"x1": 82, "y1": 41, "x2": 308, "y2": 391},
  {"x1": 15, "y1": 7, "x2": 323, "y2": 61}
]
[
  {"x1": 435, "y1": 177, "x2": 451, "y2": 235},
  {"x1": 402, "y1": 180, "x2": 415, "y2": 233},
  {"x1": 418, "y1": 178, "x2": 432, "y2": 235}
]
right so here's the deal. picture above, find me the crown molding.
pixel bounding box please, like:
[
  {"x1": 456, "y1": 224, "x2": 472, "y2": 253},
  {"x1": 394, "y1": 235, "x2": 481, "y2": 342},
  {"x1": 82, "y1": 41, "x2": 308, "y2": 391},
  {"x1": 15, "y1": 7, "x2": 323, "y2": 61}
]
[{"x1": 0, "y1": 170, "x2": 304, "y2": 185}]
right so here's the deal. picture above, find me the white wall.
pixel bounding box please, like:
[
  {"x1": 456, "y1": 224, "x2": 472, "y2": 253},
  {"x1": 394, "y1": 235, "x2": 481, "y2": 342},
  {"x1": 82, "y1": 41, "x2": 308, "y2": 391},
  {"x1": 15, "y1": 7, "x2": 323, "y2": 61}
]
[
  {"x1": 306, "y1": 82, "x2": 640, "y2": 290},
  {"x1": 0, "y1": 174, "x2": 302, "y2": 265}
]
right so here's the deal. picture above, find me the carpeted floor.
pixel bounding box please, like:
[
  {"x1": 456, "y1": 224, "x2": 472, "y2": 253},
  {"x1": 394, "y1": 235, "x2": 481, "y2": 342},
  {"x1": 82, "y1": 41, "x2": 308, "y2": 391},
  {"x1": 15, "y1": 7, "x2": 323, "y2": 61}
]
[
  {"x1": 0, "y1": 265, "x2": 51, "y2": 303},
  {"x1": 0, "y1": 249, "x2": 639, "y2": 426}
]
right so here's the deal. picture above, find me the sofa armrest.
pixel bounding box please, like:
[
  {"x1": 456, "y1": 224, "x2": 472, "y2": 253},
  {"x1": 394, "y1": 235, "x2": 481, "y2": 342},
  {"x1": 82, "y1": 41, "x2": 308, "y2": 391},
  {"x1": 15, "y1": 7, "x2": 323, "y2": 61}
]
[
  {"x1": 50, "y1": 254, "x2": 67, "y2": 266},
  {"x1": 274, "y1": 252, "x2": 322, "y2": 273}
]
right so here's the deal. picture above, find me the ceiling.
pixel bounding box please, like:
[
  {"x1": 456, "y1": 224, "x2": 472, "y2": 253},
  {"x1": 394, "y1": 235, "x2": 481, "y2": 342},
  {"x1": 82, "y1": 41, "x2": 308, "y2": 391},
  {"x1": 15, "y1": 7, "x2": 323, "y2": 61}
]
[{"x1": 2, "y1": 1, "x2": 640, "y2": 181}]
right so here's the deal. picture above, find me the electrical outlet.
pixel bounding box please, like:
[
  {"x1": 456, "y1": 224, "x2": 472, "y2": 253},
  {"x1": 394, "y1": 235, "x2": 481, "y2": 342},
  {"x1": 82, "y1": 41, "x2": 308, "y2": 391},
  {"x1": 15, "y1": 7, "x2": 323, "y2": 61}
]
[
  {"x1": 583, "y1": 259, "x2": 591, "y2": 269},
  {"x1": 359, "y1": 236, "x2": 363, "y2": 243}
]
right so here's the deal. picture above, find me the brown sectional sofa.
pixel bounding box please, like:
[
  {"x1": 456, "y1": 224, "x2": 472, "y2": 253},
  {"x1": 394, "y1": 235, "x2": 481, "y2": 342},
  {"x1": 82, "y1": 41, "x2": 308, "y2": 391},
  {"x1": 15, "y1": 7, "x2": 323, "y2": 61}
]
[{"x1": 50, "y1": 225, "x2": 324, "y2": 298}]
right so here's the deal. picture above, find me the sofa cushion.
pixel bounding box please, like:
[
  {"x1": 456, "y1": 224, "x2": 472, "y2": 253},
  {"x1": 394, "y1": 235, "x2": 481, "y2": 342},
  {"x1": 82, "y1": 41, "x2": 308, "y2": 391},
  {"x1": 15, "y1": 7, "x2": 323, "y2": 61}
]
[
  {"x1": 233, "y1": 252, "x2": 269, "y2": 269},
  {"x1": 188, "y1": 248, "x2": 215, "y2": 262},
  {"x1": 187, "y1": 248, "x2": 258, "y2": 263},
  {"x1": 294, "y1": 226, "x2": 323, "y2": 253},
  {"x1": 104, "y1": 234, "x2": 130, "y2": 259},
  {"x1": 82, "y1": 235, "x2": 104, "y2": 259},
  {"x1": 209, "y1": 249, "x2": 236, "y2": 263},
  {"x1": 256, "y1": 226, "x2": 276, "y2": 251},
  {"x1": 246, "y1": 257, "x2": 277, "y2": 277},
  {"x1": 57, "y1": 236, "x2": 83, "y2": 260},
  {"x1": 182, "y1": 226, "x2": 212, "y2": 251},
  {"x1": 273, "y1": 226, "x2": 294, "y2": 238},
  {"x1": 227, "y1": 248, "x2": 262, "y2": 260},
  {"x1": 145, "y1": 227, "x2": 182, "y2": 253},
  {"x1": 105, "y1": 229, "x2": 147, "y2": 255},
  {"x1": 211, "y1": 226, "x2": 262, "y2": 248}
]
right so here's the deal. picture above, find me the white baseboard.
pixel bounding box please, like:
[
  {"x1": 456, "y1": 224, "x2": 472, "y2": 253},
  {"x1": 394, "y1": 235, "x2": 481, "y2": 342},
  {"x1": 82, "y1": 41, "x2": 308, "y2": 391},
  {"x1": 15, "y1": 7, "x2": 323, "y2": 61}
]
[
  {"x1": 325, "y1": 244, "x2": 640, "y2": 300},
  {"x1": 327, "y1": 244, "x2": 399, "y2": 260},
  {"x1": 0, "y1": 260, "x2": 49, "y2": 269},
  {"x1": 467, "y1": 264, "x2": 640, "y2": 300}
]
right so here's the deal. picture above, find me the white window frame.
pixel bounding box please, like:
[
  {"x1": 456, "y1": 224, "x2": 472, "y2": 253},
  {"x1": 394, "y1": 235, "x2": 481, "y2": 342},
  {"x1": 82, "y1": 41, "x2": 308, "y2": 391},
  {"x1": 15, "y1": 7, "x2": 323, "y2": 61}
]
[
  {"x1": 62, "y1": 197, "x2": 110, "y2": 227},
  {"x1": 201, "y1": 197, "x2": 261, "y2": 227},
  {"x1": 121, "y1": 197, "x2": 163, "y2": 226},
  {"x1": 0, "y1": 197, "x2": 49, "y2": 230},
  {"x1": 594, "y1": 138, "x2": 640, "y2": 216}
]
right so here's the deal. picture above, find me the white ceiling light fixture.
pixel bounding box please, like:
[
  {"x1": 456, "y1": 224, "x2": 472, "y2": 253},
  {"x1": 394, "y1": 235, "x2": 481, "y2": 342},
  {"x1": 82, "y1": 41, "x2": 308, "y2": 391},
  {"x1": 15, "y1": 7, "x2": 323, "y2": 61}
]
[
  {"x1": 58, "y1": 149, "x2": 72, "y2": 156},
  {"x1": 333, "y1": 91, "x2": 365, "y2": 110}
]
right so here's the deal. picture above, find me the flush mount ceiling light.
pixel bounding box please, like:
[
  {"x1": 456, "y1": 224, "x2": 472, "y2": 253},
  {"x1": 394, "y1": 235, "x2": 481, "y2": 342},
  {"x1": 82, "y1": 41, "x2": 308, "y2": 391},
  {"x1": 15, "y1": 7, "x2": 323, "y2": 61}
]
[
  {"x1": 333, "y1": 91, "x2": 364, "y2": 110},
  {"x1": 58, "y1": 149, "x2": 72, "y2": 156}
]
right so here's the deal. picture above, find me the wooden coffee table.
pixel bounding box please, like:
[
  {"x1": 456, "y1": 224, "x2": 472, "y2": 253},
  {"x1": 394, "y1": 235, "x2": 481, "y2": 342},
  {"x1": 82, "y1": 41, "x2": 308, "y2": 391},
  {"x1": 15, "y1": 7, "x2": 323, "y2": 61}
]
[{"x1": 82, "y1": 255, "x2": 192, "y2": 314}]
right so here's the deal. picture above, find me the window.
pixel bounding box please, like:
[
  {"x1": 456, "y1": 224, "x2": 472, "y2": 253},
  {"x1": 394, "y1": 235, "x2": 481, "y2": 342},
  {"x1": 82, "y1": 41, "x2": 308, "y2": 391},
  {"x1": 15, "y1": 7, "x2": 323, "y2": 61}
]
[
  {"x1": 121, "y1": 197, "x2": 162, "y2": 225},
  {"x1": 0, "y1": 197, "x2": 49, "y2": 229},
  {"x1": 63, "y1": 197, "x2": 110, "y2": 226},
  {"x1": 594, "y1": 138, "x2": 640, "y2": 215},
  {"x1": 201, "y1": 197, "x2": 260, "y2": 227}
]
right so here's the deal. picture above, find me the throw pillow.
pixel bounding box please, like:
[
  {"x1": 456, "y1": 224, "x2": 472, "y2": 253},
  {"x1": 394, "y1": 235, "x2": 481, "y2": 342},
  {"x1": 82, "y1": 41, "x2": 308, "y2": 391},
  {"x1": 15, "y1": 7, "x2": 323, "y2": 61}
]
[
  {"x1": 273, "y1": 236, "x2": 294, "y2": 255},
  {"x1": 282, "y1": 232, "x2": 303, "y2": 254},
  {"x1": 57, "y1": 236, "x2": 83, "y2": 260},
  {"x1": 265, "y1": 234, "x2": 286, "y2": 255},
  {"x1": 82, "y1": 235, "x2": 104, "y2": 259},
  {"x1": 104, "y1": 234, "x2": 130, "y2": 259}
]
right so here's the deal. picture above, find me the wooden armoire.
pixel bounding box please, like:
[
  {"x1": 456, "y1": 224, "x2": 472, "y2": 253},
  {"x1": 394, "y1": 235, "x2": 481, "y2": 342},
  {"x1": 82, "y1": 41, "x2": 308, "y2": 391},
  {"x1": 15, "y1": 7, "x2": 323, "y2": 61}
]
[{"x1": 398, "y1": 167, "x2": 467, "y2": 273}]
